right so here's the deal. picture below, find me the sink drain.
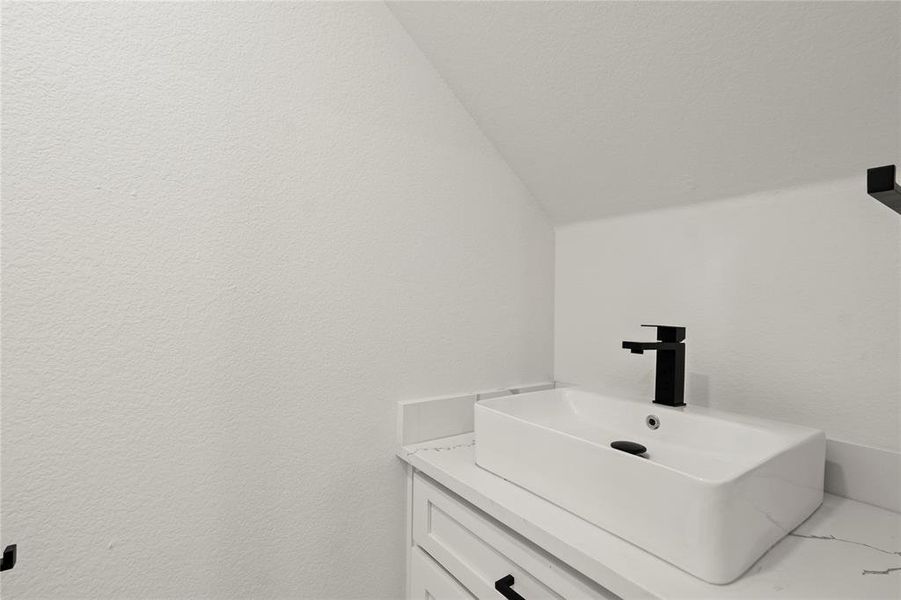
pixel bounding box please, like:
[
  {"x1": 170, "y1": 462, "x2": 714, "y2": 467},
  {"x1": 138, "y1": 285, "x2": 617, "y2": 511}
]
[
  {"x1": 611, "y1": 440, "x2": 647, "y2": 456},
  {"x1": 646, "y1": 414, "x2": 660, "y2": 430}
]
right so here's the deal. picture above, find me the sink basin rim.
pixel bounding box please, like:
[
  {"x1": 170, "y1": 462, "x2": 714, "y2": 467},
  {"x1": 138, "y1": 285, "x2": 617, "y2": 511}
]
[{"x1": 476, "y1": 389, "x2": 824, "y2": 486}]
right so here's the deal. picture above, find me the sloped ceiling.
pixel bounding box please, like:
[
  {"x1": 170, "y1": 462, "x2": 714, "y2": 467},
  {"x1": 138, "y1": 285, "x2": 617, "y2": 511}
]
[{"x1": 389, "y1": 1, "x2": 900, "y2": 223}]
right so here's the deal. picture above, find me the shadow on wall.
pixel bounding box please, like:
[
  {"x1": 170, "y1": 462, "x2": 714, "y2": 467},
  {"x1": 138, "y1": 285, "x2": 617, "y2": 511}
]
[{"x1": 688, "y1": 373, "x2": 710, "y2": 408}]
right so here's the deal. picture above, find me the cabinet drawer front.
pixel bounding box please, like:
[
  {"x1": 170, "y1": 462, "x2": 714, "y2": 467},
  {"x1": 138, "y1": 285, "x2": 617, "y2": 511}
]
[
  {"x1": 413, "y1": 473, "x2": 615, "y2": 599},
  {"x1": 410, "y1": 546, "x2": 475, "y2": 600}
]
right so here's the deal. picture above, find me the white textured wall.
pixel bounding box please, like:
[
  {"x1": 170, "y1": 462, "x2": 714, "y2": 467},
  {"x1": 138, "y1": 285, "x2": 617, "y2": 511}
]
[
  {"x1": 1, "y1": 3, "x2": 553, "y2": 598},
  {"x1": 556, "y1": 177, "x2": 900, "y2": 451}
]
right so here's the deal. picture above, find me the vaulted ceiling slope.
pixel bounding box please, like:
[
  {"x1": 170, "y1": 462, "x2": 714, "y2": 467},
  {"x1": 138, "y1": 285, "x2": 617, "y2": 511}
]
[{"x1": 389, "y1": 2, "x2": 900, "y2": 223}]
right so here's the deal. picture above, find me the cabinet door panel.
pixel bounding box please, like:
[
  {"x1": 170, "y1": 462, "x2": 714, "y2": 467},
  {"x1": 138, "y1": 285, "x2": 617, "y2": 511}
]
[{"x1": 410, "y1": 546, "x2": 475, "y2": 600}]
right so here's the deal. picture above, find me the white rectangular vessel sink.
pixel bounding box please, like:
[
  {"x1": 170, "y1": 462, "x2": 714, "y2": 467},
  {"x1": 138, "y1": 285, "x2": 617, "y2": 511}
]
[{"x1": 475, "y1": 388, "x2": 825, "y2": 584}]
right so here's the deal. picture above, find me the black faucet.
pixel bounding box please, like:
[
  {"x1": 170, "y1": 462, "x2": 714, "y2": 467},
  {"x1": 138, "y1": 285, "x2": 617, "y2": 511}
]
[{"x1": 622, "y1": 325, "x2": 686, "y2": 407}]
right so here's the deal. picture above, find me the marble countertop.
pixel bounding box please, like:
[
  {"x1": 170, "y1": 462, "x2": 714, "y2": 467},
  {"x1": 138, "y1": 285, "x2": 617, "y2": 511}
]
[{"x1": 398, "y1": 433, "x2": 901, "y2": 599}]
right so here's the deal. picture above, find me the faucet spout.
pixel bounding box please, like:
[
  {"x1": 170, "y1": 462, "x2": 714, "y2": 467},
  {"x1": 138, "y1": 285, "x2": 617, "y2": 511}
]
[{"x1": 621, "y1": 341, "x2": 678, "y2": 354}]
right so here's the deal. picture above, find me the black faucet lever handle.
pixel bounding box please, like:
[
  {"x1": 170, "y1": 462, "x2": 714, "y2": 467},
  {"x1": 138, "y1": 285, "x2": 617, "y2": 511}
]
[{"x1": 640, "y1": 324, "x2": 686, "y2": 343}]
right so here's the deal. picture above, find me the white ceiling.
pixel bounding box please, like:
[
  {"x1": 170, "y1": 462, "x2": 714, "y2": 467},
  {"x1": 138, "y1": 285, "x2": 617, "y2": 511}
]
[{"x1": 389, "y1": 2, "x2": 900, "y2": 223}]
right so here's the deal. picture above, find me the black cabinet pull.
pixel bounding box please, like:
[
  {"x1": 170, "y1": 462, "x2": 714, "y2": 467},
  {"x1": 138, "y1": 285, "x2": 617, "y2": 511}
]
[
  {"x1": 1, "y1": 545, "x2": 16, "y2": 572},
  {"x1": 495, "y1": 574, "x2": 525, "y2": 600}
]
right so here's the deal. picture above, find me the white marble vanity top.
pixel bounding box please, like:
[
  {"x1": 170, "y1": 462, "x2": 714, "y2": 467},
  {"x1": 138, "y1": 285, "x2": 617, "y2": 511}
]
[{"x1": 398, "y1": 433, "x2": 901, "y2": 599}]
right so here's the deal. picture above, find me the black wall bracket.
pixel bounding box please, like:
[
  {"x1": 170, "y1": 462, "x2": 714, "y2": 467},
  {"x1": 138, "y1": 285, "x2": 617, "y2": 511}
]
[
  {"x1": 867, "y1": 165, "x2": 901, "y2": 215},
  {"x1": 0, "y1": 545, "x2": 16, "y2": 572}
]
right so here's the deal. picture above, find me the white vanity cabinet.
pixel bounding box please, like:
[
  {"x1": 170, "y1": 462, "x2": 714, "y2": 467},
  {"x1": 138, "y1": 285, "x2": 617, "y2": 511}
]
[{"x1": 407, "y1": 472, "x2": 618, "y2": 600}]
